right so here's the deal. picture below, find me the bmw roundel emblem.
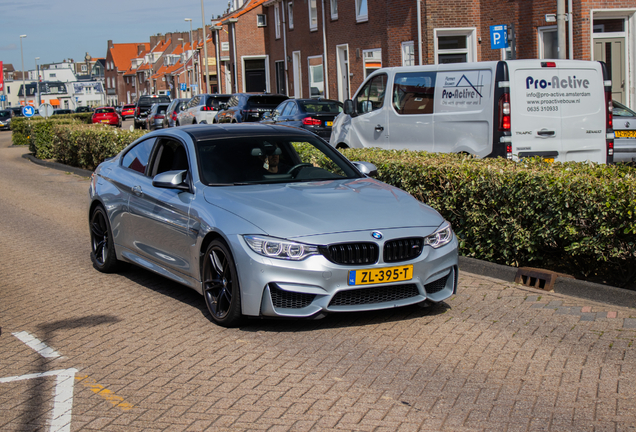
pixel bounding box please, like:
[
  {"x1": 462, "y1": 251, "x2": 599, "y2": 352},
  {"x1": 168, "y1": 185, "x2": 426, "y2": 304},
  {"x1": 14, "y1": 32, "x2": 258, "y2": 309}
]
[{"x1": 371, "y1": 231, "x2": 383, "y2": 240}]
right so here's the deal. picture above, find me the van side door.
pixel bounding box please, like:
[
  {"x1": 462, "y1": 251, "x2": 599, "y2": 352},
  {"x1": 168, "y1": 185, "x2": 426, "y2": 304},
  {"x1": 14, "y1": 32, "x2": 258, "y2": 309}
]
[
  {"x1": 349, "y1": 74, "x2": 389, "y2": 148},
  {"x1": 387, "y1": 71, "x2": 436, "y2": 151}
]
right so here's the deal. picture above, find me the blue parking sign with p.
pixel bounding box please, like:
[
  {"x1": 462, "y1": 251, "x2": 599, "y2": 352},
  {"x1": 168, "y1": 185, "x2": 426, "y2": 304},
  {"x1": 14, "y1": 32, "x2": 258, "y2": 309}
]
[{"x1": 490, "y1": 25, "x2": 508, "y2": 50}]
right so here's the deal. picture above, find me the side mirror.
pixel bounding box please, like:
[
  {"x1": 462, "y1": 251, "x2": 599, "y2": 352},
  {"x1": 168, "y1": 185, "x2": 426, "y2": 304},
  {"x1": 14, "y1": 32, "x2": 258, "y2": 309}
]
[
  {"x1": 351, "y1": 161, "x2": 378, "y2": 178},
  {"x1": 343, "y1": 99, "x2": 354, "y2": 115},
  {"x1": 152, "y1": 170, "x2": 190, "y2": 191},
  {"x1": 261, "y1": 112, "x2": 273, "y2": 121}
]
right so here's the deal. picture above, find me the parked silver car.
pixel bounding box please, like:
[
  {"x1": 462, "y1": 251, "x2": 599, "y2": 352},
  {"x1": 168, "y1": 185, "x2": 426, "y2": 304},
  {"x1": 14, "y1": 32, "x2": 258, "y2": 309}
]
[
  {"x1": 177, "y1": 94, "x2": 231, "y2": 126},
  {"x1": 612, "y1": 100, "x2": 636, "y2": 164},
  {"x1": 88, "y1": 124, "x2": 458, "y2": 326}
]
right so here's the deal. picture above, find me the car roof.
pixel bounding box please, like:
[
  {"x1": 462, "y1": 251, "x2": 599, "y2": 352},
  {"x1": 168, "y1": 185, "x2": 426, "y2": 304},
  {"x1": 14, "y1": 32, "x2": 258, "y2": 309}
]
[{"x1": 177, "y1": 123, "x2": 319, "y2": 142}]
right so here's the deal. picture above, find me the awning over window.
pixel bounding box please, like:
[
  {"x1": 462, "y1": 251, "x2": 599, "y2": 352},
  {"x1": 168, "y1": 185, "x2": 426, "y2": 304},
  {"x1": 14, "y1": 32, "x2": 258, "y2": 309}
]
[{"x1": 49, "y1": 99, "x2": 60, "y2": 106}]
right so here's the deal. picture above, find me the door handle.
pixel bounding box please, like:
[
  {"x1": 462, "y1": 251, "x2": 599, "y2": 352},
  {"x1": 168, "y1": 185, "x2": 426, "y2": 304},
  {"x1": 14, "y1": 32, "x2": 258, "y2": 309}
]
[
  {"x1": 537, "y1": 129, "x2": 555, "y2": 137},
  {"x1": 131, "y1": 185, "x2": 142, "y2": 196},
  {"x1": 375, "y1": 125, "x2": 384, "y2": 132}
]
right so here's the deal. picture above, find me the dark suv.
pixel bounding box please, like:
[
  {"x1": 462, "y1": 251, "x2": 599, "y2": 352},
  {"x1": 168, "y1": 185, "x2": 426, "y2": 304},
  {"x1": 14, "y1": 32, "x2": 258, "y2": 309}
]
[
  {"x1": 134, "y1": 95, "x2": 171, "y2": 129},
  {"x1": 214, "y1": 94, "x2": 288, "y2": 123}
]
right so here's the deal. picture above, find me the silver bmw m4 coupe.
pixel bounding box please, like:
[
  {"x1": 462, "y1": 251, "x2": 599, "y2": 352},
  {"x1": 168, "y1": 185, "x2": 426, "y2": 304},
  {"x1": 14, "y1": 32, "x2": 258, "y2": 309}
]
[{"x1": 89, "y1": 124, "x2": 458, "y2": 327}]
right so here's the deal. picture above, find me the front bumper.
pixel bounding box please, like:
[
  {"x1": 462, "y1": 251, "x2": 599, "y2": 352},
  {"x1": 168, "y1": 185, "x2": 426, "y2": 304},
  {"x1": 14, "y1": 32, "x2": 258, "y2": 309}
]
[{"x1": 227, "y1": 228, "x2": 459, "y2": 319}]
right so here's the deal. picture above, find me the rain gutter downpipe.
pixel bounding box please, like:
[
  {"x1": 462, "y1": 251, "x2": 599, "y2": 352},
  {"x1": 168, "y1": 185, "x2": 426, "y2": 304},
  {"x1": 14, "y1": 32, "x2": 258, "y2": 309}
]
[{"x1": 321, "y1": 0, "x2": 329, "y2": 99}]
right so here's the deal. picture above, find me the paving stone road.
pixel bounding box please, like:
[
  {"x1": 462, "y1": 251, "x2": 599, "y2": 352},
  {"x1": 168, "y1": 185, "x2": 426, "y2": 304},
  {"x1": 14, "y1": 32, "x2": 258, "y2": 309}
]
[{"x1": 0, "y1": 130, "x2": 635, "y2": 431}]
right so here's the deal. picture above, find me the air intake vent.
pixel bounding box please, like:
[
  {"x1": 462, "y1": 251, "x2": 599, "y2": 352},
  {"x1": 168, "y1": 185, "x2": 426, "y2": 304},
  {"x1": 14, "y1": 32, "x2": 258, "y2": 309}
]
[
  {"x1": 384, "y1": 238, "x2": 424, "y2": 263},
  {"x1": 270, "y1": 285, "x2": 316, "y2": 309},
  {"x1": 322, "y1": 242, "x2": 379, "y2": 265},
  {"x1": 424, "y1": 274, "x2": 449, "y2": 294},
  {"x1": 329, "y1": 284, "x2": 420, "y2": 307}
]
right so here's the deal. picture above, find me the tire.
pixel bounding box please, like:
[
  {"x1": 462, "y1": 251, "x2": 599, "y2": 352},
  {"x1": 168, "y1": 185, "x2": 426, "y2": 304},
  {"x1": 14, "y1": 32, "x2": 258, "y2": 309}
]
[
  {"x1": 90, "y1": 205, "x2": 125, "y2": 273},
  {"x1": 202, "y1": 240, "x2": 243, "y2": 327}
]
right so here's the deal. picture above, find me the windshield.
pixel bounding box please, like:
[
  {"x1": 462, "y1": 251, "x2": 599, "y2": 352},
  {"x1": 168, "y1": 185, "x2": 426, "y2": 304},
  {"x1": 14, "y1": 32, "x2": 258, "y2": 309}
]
[
  {"x1": 95, "y1": 108, "x2": 115, "y2": 114},
  {"x1": 0, "y1": 111, "x2": 10, "y2": 118},
  {"x1": 196, "y1": 135, "x2": 361, "y2": 185}
]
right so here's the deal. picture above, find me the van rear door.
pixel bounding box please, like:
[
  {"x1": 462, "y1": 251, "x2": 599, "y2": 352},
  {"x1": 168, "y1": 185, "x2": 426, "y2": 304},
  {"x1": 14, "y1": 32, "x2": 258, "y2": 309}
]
[{"x1": 508, "y1": 60, "x2": 606, "y2": 163}]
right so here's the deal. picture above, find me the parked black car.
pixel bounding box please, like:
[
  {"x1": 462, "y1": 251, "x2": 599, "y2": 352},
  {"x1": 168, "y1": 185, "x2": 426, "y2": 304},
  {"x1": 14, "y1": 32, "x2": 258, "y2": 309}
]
[
  {"x1": 75, "y1": 106, "x2": 92, "y2": 113},
  {"x1": 214, "y1": 94, "x2": 288, "y2": 123},
  {"x1": 144, "y1": 102, "x2": 170, "y2": 131},
  {"x1": 53, "y1": 109, "x2": 73, "y2": 115},
  {"x1": 260, "y1": 98, "x2": 343, "y2": 141},
  {"x1": 0, "y1": 110, "x2": 14, "y2": 130},
  {"x1": 163, "y1": 98, "x2": 191, "y2": 128},
  {"x1": 134, "y1": 95, "x2": 171, "y2": 129}
]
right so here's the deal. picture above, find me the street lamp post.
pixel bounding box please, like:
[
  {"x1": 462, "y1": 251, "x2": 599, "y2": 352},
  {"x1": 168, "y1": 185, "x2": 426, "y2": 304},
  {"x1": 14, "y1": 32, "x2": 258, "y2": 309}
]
[
  {"x1": 34, "y1": 57, "x2": 40, "y2": 107},
  {"x1": 185, "y1": 18, "x2": 198, "y2": 94},
  {"x1": 178, "y1": 37, "x2": 188, "y2": 97},
  {"x1": 19, "y1": 35, "x2": 27, "y2": 108},
  {"x1": 200, "y1": 0, "x2": 210, "y2": 94}
]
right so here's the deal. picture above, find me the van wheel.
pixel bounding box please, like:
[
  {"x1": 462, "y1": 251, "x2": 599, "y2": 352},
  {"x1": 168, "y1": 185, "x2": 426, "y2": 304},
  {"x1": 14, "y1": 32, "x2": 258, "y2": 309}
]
[{"x1": 336, "y1": 143, "x2": 349, "y2": 150}]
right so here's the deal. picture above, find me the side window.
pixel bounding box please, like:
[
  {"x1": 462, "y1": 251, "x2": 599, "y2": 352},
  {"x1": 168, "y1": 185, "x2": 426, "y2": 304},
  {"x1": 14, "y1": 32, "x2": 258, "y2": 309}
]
[
  {"x1": 122, "y1": 138, "x2": 156, "y2": 175},
  {"x1": 354, "y1": 74, "x2": 387, "y2": 114},
  {"x1": 150, "y1": 139, "x2": 190, "y2": 177},
  {"x1": 282, "y1": 102, "x2": 295, "y2": 116},
  {"x1": 393, "y1": 72, "x2": 436, "y2": 115},
  {"x1": 275, "y1": 102, "x2": 289, "y2": 116}
]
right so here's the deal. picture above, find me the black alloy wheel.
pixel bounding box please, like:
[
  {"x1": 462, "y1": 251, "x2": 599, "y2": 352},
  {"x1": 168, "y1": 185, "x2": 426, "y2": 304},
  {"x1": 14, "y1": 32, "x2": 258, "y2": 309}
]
[
  {"x1": 202, "y1": 240, "x2": 243, "y2": 327},
  {"x1": 89, "y1": 206, "x2": 123, "y2": 273}
]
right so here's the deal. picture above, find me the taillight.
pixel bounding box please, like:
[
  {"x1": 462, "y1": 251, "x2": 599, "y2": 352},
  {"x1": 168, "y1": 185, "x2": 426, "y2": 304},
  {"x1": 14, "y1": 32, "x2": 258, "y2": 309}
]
[
  {"x1": 302, "y1": 117, "x2": 322, "y2": 126},
  {"x1": 172, "y1": 111, "x2": 178, "y2": 121},
  {"x1": 541, "y1": 61, "x2": 557, "y2": 68},
  {"x1": 498, "y1": 93, "x2": 510, "y2": 132},
  {"x1": 156, "y1": 114, "x2": 164, "y2": 119},
  {"x1": 506, "y1": 144, "x2": 512, "y2": 160},
  {"x1": 136, "y1": 107, "x2": 140, "y2": 116},
  {"x1": 201, "y1": 106, "x2": 215, "y2": 111}
]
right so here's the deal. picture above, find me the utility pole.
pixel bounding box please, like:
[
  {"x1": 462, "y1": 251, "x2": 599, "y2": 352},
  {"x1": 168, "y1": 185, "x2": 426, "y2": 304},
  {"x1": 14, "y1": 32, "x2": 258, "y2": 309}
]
[{"x1": 557, "y1": 0, "x2": 566, "y2": 59}]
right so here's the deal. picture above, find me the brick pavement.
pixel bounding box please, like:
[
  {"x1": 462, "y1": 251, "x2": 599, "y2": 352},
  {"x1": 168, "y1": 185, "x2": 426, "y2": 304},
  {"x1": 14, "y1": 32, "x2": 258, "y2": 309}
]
[{"x1": 1, "y1": 133, "x2": 635, "y2": 431}]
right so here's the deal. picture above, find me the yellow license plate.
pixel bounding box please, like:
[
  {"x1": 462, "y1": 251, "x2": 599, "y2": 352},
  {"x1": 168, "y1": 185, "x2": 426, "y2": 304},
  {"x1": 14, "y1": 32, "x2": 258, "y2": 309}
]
[
  {"x1": 348, "y1": 265, "x2": 413, "y2": 286},
  {"x1": 544, "y1": 158, "x2": 554, "y2": 163},
  {"x1": 615, "y1": 130, "x2": 636, "y2": 138},
  {"x1": 101, "y1": 120, "x2": 109, "y2": 123},
  {"x1": 326, "y1": 121, "x2": 333, "y2": 127}
]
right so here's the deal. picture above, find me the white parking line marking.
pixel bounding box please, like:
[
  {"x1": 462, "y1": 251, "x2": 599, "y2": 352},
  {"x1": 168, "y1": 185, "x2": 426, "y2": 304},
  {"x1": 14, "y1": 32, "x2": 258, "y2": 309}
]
[
  {"x1": 12, "y1": 331, "x2": 61, "y2": 358},
  {"x1": 0, "y1": 368, "x2": 78, "y2": 432}
]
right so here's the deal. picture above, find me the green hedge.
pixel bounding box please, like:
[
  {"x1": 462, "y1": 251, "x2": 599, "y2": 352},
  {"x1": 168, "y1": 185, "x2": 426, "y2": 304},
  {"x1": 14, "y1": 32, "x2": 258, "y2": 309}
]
[
  {"x1": 13, "y1": 122, "x2": 636, "y2": 287},
  {"x1": 339, "y1": 149, "x2": 636, "y2": 287}
]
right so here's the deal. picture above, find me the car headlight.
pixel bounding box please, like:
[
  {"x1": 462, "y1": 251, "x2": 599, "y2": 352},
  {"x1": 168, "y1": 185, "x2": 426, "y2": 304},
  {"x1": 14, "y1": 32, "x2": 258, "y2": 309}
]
[
  {"x1": 423, "y1": 221, "x2": 453, "y2": 249},
  {"x1": 244, "y1": 235, "x2": 320, "y2": 261}
]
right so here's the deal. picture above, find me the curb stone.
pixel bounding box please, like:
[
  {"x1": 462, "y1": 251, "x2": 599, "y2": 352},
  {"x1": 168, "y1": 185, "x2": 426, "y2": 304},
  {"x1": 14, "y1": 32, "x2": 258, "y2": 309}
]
[
  {"x1": 20, "y1": 150, "x2": 636, "y2": 310},
  {"x1": 459, "y1": 256, "x2": 636, "y2": 309}
]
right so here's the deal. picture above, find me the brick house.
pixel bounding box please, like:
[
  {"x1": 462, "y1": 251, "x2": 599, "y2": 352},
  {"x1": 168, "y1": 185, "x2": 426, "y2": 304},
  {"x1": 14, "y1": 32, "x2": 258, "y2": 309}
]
[
  {"x1": 104, "y1": 41, "x2": 150, "y2": 106},
  {"x1": 251, "y1": 0, "x2": 634, "y2": 106}
]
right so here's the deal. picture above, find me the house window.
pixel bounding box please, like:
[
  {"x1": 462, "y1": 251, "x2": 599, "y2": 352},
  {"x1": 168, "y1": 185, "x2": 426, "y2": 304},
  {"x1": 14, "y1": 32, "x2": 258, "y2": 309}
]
[
  {"x1": 288, "y1": 2, "x2": 294, "y2": 29},
  {"x1": 309, "y1": 0, "x2": 318, "y2": 31},
  {"x1": 257, "y1": 14, "x2": 267, "y2": 27},
  {"x1": 538, "y1": 26, "x2": 557, "y2": 59},
  {"x1": 308, "y1": 55, "x2": 324, "y2": 98},
  {"x1": 355, "y1": 0, "x2": 367, "y2": 23},
  {"x1": 50, "y1": 73, "x2": 56, "y2": 78},
  {"x1": 81, "y1": 65, "x2": 87, "y2": 72},
  {"x1": 401, "y1": 41, "x2": 415, "y2": 66},
  {"x1": 434, "y1": 28, "x2": 476, "y2": 64},
  {"x1": 275, "y1": 4, "x2": 281, "y2": 39},
  {"x1": 363, "y1": 49, "x2": 382, "y2": 78},
  {"x1": 331, "y1": 0, "x2": 338, "y2": 19}
]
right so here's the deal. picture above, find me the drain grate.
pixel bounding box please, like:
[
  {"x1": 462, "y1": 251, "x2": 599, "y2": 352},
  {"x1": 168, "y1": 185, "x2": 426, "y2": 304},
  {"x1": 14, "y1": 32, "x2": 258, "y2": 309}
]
[{"x1": 515, "y1": 268, "x2": 559, "y2": 291}]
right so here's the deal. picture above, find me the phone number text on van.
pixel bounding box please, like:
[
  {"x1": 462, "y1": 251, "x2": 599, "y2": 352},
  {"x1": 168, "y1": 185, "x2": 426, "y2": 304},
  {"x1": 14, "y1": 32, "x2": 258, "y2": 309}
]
[{"x1": 526, "y1": 76, "x2": 590, "y2": 90}]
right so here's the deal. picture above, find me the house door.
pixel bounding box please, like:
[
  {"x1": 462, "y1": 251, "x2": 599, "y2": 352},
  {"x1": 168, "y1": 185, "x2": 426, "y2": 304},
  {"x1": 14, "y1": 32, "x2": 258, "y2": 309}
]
[
  {"x1": 244, "y1": 59, "x2": 267, "y2": 93},
  {"x1": 594, "y1": 38, "x2": 625, "y2": 104},
  {"x1": 292, "y1": 51, "x2": 301, "y2": 98},
  {"x1": 223, "y1": 61, "x2": 232, "y2": 93},
  {"x1": 275, "y1": 61, "x2": 286, "y2": 95},
  {"x1": 336, "y1": 45, "x2": 350, "y2": 102}
]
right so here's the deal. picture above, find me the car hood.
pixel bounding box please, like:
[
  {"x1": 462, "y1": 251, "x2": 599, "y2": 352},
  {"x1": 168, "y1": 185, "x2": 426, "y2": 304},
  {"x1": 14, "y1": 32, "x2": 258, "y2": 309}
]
[{"x1": 203, "y1": 178, "x2": 444, "y2": 239}]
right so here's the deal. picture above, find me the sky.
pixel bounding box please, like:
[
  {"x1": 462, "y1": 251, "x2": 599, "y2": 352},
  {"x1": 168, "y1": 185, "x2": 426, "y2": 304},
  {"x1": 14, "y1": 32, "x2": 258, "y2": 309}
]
[{"x1": 0, "y1": 0, "x2": 229, "y2": 71}]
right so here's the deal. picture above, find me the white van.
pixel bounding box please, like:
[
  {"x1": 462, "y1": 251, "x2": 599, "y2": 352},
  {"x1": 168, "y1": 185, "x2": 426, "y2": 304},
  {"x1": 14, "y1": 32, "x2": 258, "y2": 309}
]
[{"x1": 330, "y1": 60, "x2": 614, "y2": 164}]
